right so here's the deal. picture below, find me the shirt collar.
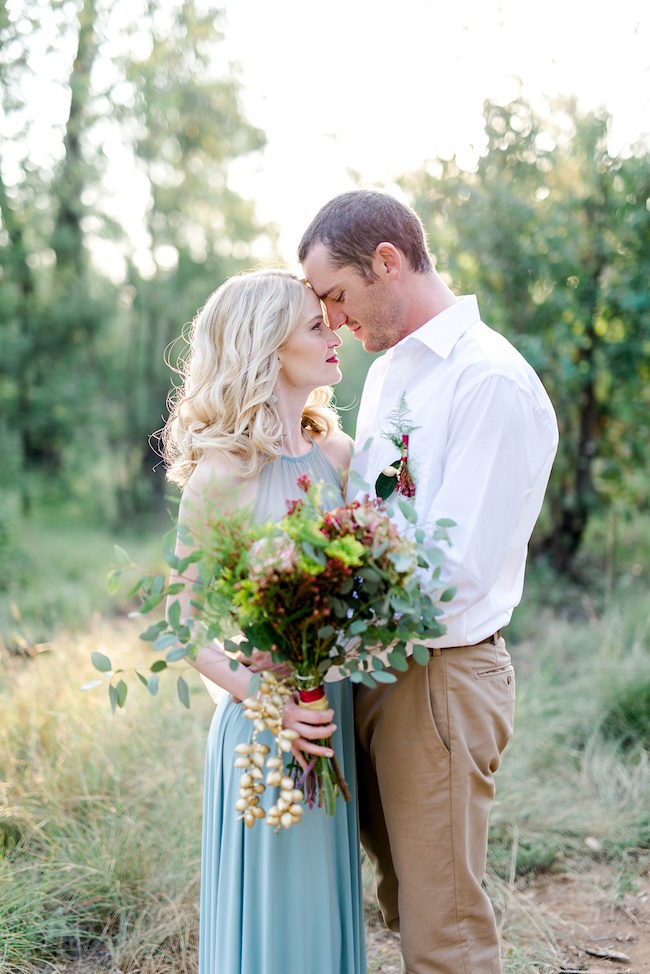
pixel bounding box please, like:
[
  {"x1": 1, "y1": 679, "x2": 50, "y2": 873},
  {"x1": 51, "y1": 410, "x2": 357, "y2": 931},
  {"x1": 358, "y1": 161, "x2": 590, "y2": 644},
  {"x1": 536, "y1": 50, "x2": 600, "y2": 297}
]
[{"x1": 394, "y1": 295, "x2": 481, "y2": 360}]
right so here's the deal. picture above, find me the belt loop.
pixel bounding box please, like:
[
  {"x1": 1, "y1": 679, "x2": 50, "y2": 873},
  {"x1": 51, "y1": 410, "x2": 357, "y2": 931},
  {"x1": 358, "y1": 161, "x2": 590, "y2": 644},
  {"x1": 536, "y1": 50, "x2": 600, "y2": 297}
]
[{"x1": 430, "y1": 647, "x2": 442, "y2": 657}]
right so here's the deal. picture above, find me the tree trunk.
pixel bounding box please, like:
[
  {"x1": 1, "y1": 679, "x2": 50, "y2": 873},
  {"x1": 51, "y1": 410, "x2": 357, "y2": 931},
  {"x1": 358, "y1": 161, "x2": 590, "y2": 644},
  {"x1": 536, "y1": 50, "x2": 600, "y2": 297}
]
[{"x1": 51, "y1": 0, "x2": 97, "y2": 278}]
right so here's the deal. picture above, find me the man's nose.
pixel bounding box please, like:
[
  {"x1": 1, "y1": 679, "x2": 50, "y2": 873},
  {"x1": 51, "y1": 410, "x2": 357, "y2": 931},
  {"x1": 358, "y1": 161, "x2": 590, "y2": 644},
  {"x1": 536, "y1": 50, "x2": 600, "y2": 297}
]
[{"x1": 324, "y1": 301, "x2": 347, "y2": 331}]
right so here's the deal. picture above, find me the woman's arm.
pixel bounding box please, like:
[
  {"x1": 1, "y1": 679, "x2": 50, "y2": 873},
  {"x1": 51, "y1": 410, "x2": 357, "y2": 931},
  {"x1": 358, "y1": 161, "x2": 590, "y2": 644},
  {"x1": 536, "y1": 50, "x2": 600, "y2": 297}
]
[{"x1": 166, "y1": 457, "x2": 336, "y2": 764}]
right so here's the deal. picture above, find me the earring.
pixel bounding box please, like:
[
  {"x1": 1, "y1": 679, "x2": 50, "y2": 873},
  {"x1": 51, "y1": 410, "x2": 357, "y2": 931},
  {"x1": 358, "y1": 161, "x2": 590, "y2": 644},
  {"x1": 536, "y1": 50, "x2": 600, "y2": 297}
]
[{"x1": 270, "y1": 392, "x2": 279, "y2": 404}]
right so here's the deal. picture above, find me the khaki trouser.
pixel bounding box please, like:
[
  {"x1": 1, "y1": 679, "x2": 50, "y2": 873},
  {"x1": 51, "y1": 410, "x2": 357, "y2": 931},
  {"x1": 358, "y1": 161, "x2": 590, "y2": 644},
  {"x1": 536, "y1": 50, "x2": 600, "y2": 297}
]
[{"x1": 355, "y1": 637, "x2": 515, "y2": 974}]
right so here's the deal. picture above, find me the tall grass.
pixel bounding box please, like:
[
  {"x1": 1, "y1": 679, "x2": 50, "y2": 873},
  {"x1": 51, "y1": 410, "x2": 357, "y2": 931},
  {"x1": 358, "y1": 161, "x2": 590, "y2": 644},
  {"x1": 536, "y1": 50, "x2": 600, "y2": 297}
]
[
  {"x1": 489, "y1": 585, "x2": 650, "y2": 884},
  {"x1": 1, "y1": 514, "x2": 649, "y2": 971},
  {"x1": 0, "y1": 621, "x2": 210, "y2": 971}
]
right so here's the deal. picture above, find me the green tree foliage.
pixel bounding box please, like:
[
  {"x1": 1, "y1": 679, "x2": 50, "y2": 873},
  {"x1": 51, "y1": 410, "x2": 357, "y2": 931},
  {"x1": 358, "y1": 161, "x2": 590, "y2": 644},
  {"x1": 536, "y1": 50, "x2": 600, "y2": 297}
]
[
  {"x1": 0, "y1": 0, "x2": 271, "y2": 528},
  {"x1": 107, "y1": 0, "x2": 269, "y2": 516},
  {"x1": 402, "y1": 97, "x2": 650, "y2": 572}
]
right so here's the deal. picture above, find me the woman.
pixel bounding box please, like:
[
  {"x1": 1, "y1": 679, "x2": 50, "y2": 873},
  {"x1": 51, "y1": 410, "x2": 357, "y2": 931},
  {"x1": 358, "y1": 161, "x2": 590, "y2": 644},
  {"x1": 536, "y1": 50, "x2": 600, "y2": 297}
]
[{"x1": 162, "y1": 270, "x2": 367, "y2": 974}]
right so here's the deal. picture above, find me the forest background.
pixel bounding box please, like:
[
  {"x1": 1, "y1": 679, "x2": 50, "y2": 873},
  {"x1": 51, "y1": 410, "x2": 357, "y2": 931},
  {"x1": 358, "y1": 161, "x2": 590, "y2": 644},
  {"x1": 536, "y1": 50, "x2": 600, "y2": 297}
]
[{"x1": 1, "y1": 2, "x2": 650, "y2": 972}]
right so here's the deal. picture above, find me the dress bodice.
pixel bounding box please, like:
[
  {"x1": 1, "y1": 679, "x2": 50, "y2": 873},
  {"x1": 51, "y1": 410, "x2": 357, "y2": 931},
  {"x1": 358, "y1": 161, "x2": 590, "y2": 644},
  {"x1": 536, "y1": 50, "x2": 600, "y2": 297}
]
[{"x1": 254, "y1": 436, "x2": 344, "y2": 523}]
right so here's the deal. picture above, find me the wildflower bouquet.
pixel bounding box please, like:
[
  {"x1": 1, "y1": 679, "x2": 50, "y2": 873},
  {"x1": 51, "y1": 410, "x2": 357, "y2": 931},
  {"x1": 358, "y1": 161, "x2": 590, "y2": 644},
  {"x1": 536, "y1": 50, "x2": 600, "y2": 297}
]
[
  {"x1": 174, "y1": 473, "x2": 452, "y2": 823},
  {"x1": 96, "y1": 474, "x2": 454, "y2": 829}
]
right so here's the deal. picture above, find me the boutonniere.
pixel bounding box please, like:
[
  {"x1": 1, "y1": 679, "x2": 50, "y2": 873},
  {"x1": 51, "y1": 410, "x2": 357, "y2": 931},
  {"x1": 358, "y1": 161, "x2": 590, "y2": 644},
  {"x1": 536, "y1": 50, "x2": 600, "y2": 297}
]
[{"x1": 375, "y1": 394, "x2": 419, "y2": 501}]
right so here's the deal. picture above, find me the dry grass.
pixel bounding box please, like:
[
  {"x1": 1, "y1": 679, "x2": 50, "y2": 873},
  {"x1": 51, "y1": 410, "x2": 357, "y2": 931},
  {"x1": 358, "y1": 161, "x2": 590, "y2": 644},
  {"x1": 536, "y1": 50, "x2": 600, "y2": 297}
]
[{"x1": 2, "y1": 584, "x2": 649, "y2": 972}]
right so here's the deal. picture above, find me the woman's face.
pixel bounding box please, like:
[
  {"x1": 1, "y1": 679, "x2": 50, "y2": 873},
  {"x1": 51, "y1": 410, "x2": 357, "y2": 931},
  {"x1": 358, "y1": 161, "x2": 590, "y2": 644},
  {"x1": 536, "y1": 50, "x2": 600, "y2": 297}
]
[{"x1": 277, "y1": 288, "x2": 342, "y2": 394}]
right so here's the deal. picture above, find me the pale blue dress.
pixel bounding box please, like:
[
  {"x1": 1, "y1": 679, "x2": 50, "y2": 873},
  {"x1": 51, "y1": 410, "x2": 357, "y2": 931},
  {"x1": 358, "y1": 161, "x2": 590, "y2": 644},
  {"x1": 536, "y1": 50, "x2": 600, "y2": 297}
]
[{"x1": 199, "y1": 440, "x2": 367, "y2": 974}]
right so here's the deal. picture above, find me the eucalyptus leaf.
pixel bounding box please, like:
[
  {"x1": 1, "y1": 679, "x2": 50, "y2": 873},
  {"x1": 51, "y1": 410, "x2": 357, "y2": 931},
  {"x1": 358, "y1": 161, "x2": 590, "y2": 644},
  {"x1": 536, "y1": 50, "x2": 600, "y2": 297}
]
[
  {"x1": 125, "y1": 577, "x2": 145, "y2": 599},
  {"x1": 108, "y1": 683, "x2": 118, "y2": 713},
  {"x1": 166, "y1": 582, "x2": 185, "y2": 595},
  {"x1": 177, "y1": 675, "x2": 190, "y2": 709},
  {"x1": 147, "y1": 674, "x2": 159, "y2": 695},
  {"x1": 150, "y1": 660, "x2": 167, "y2": 673},
  {"x1": 370, "y1": 670, "x2": 397, "y2": 683},
  {"x1": 91, "y1": 651, "x2": 112, "y2": 673},
  {"x1": 347, "y1": 468, "x2": 372, "y2": 495},
  {"x1": 387, "y1": 649, "x2": 409, "y2": 672},
  {"x1": 168, "y1": 600, "x2": 181, "y2": 630},
  {"x1": 151, "y1": 574, "x2": 165, "y2": 596},
  {"x1": 152, "y1": 632, "x2": 177, "y2": 651},
  {"x1": 106, "y1": 569, "x2": 122, "y2": 595},
  {"x1": 113, "y1": 544, "x2": 132, "y2": 567},
  {"x1": 116, "y1": 679, "x2": 128, "y2": 708},
  {"x1": 166, "y1": 646, "x2": 188, "y2": 662},
  {"x1": 140, "y1": 592, "x2": 165, "y2": 614},
  {"x1": 412, "y1": 643, "x2": 431, "y2": 665},
  {"x1": 165, "y1": 550, "x2": 180, "y2": 570},
  {"x1": 396, "y1": 497, "x2": 418, "y2": 523},
  {"x1": 140, "y1": 621, "x2": 167, "y2": 641}
]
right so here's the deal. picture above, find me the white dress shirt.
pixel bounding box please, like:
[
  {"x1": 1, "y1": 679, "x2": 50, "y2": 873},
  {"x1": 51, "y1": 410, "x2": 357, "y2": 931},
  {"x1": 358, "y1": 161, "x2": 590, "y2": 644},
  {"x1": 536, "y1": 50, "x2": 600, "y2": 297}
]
[{"x1": 349, "y1": 295, "x2": 559, "y2": 647}]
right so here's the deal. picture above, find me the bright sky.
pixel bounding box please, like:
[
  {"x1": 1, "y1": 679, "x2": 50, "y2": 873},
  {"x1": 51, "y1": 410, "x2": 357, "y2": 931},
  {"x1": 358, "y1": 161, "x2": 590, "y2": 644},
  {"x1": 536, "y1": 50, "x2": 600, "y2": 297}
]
[
  {"x1": 221, "y1": 0, "x2": 650, "y2": 268},
  {"x1": 7, "y1": 0, "x2": 648, "y2": 278}
]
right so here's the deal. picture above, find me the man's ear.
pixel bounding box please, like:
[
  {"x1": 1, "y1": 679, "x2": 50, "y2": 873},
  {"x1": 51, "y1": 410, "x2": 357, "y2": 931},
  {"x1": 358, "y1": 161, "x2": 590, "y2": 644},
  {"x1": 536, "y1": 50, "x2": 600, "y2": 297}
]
[{"x1": 373, "y1": 242, "x2": 402, "y2": 280}]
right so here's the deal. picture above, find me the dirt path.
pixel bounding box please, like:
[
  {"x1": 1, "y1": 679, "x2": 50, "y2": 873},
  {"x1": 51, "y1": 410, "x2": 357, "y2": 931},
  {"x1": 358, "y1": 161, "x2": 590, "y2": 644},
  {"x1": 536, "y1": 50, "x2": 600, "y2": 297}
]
[
  {"x1": 521, "y1": 866, "x2": 650, "y2": 974},
  {"x1": 365, "y1": 864, "x2": 650, "y2": 973},
  {"x1": 37, "y1": 865, "x2": 650, "y2": 974}
]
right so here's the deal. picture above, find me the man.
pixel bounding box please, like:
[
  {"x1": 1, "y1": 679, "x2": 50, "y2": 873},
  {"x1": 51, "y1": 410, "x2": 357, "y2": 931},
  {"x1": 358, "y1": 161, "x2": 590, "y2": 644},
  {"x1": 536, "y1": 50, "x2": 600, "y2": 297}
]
[{"x1": 299, "y1": 191, "x2": 558, "y2": 974}]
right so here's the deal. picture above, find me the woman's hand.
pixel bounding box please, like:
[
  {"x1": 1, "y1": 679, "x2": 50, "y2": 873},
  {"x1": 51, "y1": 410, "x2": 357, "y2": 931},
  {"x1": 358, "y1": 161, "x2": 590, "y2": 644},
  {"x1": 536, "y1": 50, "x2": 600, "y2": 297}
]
[
  {"x1": 282, "y1": 692, "x2": 336, "y2": 770},
  {"x1": 235, "y1": 647, "x2": 292, "y2": 679}
]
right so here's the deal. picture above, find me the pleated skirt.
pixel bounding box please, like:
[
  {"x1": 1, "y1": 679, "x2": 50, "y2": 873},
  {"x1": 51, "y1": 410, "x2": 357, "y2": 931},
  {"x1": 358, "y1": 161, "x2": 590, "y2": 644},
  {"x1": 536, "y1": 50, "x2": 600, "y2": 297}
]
[{"x1": 199, "y1": 680, "x2": 367, "y2": 974}]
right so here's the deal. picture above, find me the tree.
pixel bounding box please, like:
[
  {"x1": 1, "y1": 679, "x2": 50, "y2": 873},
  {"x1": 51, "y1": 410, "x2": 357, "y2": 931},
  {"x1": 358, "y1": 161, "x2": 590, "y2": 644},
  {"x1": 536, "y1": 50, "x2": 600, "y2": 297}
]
[
  {"x1": 0, "y1": 0, "x2": 272, "y2": 524},
  {"x1": 402, "y1": 97, "x2": 650, "y2": 572},
  {"x1": 106, "y1": 0, "x2": 271, "y2": 515}
]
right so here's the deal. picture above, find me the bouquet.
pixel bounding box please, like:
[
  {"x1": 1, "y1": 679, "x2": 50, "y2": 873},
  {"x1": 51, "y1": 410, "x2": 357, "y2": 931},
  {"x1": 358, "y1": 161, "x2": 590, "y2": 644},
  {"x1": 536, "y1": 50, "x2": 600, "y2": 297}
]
[{"x1": 93, "y1": 474, "x2": 455, "y2": 830}]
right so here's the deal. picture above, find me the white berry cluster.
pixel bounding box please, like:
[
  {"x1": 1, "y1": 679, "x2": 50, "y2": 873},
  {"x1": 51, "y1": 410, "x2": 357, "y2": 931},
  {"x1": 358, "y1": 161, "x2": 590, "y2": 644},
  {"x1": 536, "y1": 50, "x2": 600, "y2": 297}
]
[{"x1": 233, "y1": 671, "x2": 305, "y2": 830}]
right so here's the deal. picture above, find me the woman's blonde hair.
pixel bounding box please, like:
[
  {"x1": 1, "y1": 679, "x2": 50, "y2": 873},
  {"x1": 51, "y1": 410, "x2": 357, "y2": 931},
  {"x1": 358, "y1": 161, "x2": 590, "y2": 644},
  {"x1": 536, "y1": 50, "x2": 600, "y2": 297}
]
[{"x1": 162, "y1": 270, "x2": 340, "y2": 486}]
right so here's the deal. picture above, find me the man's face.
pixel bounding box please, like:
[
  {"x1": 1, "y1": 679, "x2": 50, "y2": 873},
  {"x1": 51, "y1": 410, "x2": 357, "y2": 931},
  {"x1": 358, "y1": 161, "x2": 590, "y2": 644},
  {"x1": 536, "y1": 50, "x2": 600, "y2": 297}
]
[{"x1": 302, "y1": 242, "x2": 404, "y2": 353}]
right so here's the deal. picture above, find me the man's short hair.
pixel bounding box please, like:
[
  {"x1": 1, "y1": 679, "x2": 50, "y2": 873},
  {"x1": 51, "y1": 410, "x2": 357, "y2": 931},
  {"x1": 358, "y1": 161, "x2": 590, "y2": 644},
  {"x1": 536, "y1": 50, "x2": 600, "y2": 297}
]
[{"x1": 298, "y1": 190, "x2": 432, "y2": 280}]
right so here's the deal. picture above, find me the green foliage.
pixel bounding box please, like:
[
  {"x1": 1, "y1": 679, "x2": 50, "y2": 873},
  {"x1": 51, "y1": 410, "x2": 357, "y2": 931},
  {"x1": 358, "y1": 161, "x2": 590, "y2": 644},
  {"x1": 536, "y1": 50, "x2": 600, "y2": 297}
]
[
  {"x1": 600, "y1": 679, "x2": 650, "y2": 750},
  {"x1": 0, "y1": 511, "x2": 164, "y2": 649},
  {"x1": 0, "y1": 0, "x2": 274, "y2": 526},
  {"x1": 402, "y1": 97, "x2": 650, "y2": 571}
]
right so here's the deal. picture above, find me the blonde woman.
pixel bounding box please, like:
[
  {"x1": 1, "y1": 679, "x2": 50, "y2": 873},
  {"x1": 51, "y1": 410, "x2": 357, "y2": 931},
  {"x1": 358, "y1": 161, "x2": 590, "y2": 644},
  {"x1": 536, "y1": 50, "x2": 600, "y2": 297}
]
[{"x1": 163, "y1": 270, "x2": 367, "y2": 974}]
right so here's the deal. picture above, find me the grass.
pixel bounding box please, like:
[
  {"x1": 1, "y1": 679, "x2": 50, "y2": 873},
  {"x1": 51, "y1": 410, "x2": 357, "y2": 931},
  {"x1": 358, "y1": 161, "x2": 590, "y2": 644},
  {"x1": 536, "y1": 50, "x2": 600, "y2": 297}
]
[
  {"x1": 0, "y1": 509, "x2": 169, "y2": 650},
  {"x1": 1, "y1": 512, "x2": 649, "y2": 971},
  {"x1": 0, "y1": 620, "x2": 210, "y2": 972}
]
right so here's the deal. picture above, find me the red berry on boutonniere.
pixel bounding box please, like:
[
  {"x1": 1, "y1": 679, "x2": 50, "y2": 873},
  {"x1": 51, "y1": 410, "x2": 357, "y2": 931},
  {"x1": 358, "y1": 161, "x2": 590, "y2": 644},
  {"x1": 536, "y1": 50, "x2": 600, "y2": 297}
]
[{"x1": 374, "y1": 395, "x2": 418, "y2": 501}]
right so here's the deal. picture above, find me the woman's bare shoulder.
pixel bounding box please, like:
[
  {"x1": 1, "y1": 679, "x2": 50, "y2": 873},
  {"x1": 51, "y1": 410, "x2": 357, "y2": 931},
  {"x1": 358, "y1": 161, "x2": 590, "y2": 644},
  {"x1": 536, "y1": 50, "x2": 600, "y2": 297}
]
[
  {"x1": 316, "y1": 427, "x2": 353, "y2": 474},
  {"x1": 180, "y1": 451, "x2": 258, "y2": 530}
]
